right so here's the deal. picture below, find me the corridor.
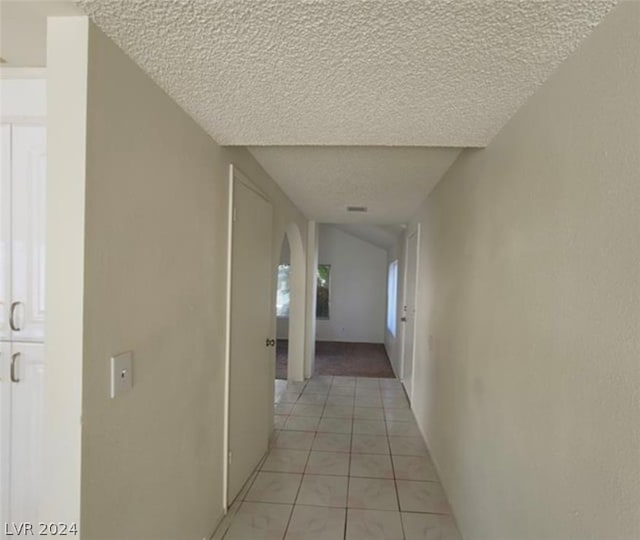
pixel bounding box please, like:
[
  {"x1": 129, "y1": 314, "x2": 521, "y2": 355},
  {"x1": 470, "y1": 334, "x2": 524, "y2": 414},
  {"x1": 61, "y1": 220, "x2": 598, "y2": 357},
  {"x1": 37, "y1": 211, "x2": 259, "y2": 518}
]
[{"x1": 215, "y1": 376, "x2": 461, "y2": 540}]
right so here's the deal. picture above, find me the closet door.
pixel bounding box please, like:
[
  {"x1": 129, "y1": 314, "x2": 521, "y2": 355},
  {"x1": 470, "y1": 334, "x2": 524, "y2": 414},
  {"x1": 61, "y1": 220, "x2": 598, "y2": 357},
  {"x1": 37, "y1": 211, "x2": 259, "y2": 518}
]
[
  {"x1": 8, "y1": 342, "x2": 45, "y2": 526},
  {"x1": 227, "y1": 175, "x2": 274, "y2": 503},
  {"x1": 10, "y1": 125, "x2": 46, "y2": 342},
  {"x1": 0, "y1": 125, "x2": 10, "y2": 342},
  {"x1": 0, "y1": 341, "x2": 11, "y2": 529}
]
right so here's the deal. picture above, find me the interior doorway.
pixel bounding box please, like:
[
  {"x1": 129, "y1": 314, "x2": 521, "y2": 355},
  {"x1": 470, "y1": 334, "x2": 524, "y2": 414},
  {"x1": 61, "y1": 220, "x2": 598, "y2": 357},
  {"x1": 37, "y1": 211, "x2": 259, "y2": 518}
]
[
  {"x1": 275, "y1": 236, "x2": 291, "y2": 380},
  {"x1": 401, "y1": 225, "x2": 420, "y2": 401},
  {"x1": 273, "y1": 222, "x2": 306, "y2": 387},
  {"x1": 311, "y1": 223, "x2": 400, "y2": 378},
  {"x1": 225, "y1": 166, "x2": 274, "y2": 505}
]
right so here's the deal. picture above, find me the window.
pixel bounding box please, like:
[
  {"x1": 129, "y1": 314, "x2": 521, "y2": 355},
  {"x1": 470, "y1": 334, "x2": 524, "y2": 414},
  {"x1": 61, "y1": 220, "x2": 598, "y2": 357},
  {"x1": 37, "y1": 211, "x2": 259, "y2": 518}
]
[
  {"x1": 279, "y1": 264, "x2": 331, "y2": 319},
  {"x1": 387, "y1": 260, "x2": 398, "y2": 336},
  {"x1": 316, "y1": 264, "x2": 331, "y2": 319},
  {"x1": 276, "y1": 264, "x2": 290, "y2": 317}
]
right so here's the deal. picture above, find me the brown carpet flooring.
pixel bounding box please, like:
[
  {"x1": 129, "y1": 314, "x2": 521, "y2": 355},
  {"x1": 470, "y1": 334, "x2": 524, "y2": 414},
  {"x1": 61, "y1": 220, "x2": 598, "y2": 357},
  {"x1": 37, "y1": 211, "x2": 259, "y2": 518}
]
[{"x1": 276, "y1": 340, "x2": 396, "y2": 380}]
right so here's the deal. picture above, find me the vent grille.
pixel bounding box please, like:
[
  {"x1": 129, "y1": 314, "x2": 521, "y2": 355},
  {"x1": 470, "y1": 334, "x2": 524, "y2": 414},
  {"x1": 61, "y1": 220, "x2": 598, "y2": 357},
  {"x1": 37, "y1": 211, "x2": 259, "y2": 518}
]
[{"x1": 346, "y1": 206, "x2": 368, "y2": 213}]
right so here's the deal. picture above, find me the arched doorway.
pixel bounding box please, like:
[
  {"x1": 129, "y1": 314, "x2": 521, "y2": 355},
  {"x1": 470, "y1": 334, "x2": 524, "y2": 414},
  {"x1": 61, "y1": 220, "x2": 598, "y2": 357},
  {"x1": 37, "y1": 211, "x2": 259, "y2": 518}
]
[
  {"x1": 275, "y1": 236, "x2": 291, "y2": 379},
  {"x1": 274, "y1": 222, "x2": 305, "y2": 382}
]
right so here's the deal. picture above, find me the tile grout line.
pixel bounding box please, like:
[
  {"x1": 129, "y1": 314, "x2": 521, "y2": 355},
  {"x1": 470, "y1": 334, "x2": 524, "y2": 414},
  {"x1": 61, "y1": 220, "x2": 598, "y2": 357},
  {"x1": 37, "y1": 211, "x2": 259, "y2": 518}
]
[
  {"x1": 272, "y1": 376, "x2": 438, "y2": 540},
  {"x1": 384, "y1": 379, "x2": 408, "y2": 540},
  {"x1": 279, "y1": 377, "x2": 313, "y2": 540},
  {"x1": 343, "y1": 377, "x2": 356, "y2": 540}
]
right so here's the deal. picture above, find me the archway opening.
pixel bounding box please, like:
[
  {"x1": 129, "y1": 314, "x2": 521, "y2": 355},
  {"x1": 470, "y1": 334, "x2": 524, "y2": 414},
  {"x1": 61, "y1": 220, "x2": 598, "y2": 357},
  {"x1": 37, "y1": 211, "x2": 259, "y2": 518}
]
[{"x1": 275, "y1": 235, "x2": 291, "y2": 380}]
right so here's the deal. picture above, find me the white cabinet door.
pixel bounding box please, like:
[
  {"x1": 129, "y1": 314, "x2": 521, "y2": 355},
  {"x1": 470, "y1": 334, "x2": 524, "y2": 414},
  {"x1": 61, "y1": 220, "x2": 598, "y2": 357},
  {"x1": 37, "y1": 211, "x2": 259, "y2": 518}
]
[
  {"x1": 7, "y1": 342, "x2": 45, "y2": 527},
  {"x1": 0, "y1": 341, "x2": 11, "y2": 530},
  {"x1": 0, "y1": 125, "x2": 11, "y2": 342},
  {"x1": 10, "y1": 126, "x2": 46, "y2": 342}
]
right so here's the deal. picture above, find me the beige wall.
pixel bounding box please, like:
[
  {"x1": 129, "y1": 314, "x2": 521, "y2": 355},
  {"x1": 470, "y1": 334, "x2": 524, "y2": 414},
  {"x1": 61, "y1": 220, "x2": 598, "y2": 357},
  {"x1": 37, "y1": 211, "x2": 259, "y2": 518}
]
[
  {"x1": 408, "y1": 3, "x2": 640, "y2": 540},
  {"x1": 46, "y1": 18, "x2": 307, "y2": 540}
]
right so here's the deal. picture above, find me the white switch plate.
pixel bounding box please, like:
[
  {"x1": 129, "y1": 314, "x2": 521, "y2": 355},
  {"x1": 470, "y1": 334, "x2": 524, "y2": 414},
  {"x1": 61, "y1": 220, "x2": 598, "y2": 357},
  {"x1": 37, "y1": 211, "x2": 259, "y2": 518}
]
[{"x1": 110, "y1": 351, "x2": 133, "y2": 398}]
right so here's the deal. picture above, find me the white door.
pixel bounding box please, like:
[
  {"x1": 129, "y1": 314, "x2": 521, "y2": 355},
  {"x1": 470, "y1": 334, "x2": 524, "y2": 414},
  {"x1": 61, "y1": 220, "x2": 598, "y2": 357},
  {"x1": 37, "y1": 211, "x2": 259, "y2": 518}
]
[
  {"x1": 7, "y1": 342, "x2": 45, "y2": 528},
  {"x1": 0, "y1": 342, "x2": 45, "y2": 535},
  {"x1": 402, "y1": 229, "x2": 419, "y2": 401},
  {"x1": 0, "y1": 341, "x2": 11, "y2": 530},
  {"x1": 9, "y1": 126, "x2": 46, "y2": 342},
  {"x1": 0, "y1": 125, "x2": 11, "y2": 342},
  {"x1": 227, "y1": 173, "x2": 273, "y2": 503}
]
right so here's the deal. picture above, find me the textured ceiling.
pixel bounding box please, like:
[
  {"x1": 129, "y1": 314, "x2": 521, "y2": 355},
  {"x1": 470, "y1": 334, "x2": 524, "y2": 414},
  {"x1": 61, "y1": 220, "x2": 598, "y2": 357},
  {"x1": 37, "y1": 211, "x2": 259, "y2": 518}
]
[
  {"x1": 249, "y1": 147, "x2": 461, "y2": 223},
  {"x1": 77, "y1": 0, "x2": 617, "y2": 146}
]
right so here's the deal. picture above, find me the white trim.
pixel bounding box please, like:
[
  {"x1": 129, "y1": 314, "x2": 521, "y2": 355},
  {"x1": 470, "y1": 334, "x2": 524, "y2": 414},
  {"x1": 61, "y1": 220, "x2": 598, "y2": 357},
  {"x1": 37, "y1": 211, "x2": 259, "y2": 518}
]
[
  {"x1": 230, "y1": 164, "x2": 269, "y2": 202},
  {"x1": 303, "y1": 221, "x2": 317, "y2": 379},
  {"x1": 0, "y1": 68, "x2": 47, "y2": 79},
  {"x1": 0, "y1": 116, "x2": 46, "y2": 125},
  {"x1": 222, "y1": 164, "x2": 234, "y2": 511}
]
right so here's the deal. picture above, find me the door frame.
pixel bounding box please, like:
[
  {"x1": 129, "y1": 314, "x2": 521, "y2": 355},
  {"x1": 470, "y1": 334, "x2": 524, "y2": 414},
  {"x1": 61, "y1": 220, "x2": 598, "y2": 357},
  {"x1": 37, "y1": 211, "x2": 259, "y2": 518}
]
[
  {"x1": 400, "y1": 223, "x2": 420, "y2": 401},
  {"x1": 223, "y1": 163, "x2": 272, "y2": 510}
]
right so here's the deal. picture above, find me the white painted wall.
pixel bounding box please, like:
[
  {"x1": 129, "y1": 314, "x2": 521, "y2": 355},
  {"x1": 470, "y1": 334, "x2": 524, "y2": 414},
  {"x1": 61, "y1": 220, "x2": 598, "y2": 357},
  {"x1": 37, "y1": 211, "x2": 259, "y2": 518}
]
[
  {"x1": 408, "y1": 4, "x2": 640, "y2": 540},
  {"x1": 316, "y1": 224, "x2": 387, "y2": 343},
  {"x1": 45, "y1": 18, "x2": 307, "y2": 540},
  {"x1": 43, "y1": 17, "x2": 88, "y2": 527},
  {"x1": 283, "y1": 221, "x2": 306, "y2": 381},
  {"x1": 304, "y1": 221, "x2": 319, "y2": 377}
]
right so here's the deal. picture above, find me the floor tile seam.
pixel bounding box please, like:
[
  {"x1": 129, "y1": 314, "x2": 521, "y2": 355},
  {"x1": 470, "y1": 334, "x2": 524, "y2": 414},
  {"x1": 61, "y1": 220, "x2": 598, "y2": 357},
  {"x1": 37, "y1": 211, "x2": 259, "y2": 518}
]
[
  {"x1": 240, "y1": 449, "x2": 274, "y2": 502},
  {"x1": 342, "y1": 401, "x2": 356, "y2": 540},
  {"x1": 400, "y1": 508, "x2": 453, "y2": 516},
  {"x1": 383, "y1": 401, "x2": 406, "y2": 540},
  {"x1": 237, "y1": 499, "x2": 295, "y2": 507},
  {"x1": 282, "y1": 432, "x2": 318, "y2": 540}
]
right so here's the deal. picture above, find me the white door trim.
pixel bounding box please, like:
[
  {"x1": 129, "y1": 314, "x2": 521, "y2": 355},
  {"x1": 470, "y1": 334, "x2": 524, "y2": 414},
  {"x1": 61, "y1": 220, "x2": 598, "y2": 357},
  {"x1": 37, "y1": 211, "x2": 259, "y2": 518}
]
[{"x1": 222, "y1": 164, "x2": 234, "y2": 512}]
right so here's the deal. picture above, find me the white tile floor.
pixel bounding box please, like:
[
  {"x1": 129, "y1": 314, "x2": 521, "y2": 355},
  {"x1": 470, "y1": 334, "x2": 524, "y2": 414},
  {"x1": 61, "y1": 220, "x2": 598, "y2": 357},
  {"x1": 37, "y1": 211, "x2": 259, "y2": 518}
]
[{"x1": 214, "y1": 375, "x2": 462, "y2": 540}]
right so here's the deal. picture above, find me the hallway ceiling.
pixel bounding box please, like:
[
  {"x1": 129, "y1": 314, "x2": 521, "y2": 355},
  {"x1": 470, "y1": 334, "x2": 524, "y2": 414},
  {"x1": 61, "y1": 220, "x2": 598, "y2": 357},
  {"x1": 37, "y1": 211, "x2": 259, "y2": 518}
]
[
  {"x1": 78, "y1": 0, "x2": 616, "y2": 147},
  {"x1": 332, "y1": 224, "x2": 404, "y2": 251},
  {"x1": 5, "y1": 1, "x2": 616, "y2": 223},
  {"x1": 76, "y1": 0, "x2": 618, "y2": 222},
  {"x1": 249, "y1": 146, "x2": 461, "y2": 223}
]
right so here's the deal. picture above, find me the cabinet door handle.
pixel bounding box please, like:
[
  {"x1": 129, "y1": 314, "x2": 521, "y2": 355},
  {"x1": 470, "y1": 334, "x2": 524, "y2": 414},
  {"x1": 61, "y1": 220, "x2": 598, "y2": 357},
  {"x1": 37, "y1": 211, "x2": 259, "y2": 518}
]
[
  {"x1": 10, "y1": 352, "x2": 20, "y2": 383},
  {"x1": 9, "y1": 301, "x2": 23, "y2": 332}
]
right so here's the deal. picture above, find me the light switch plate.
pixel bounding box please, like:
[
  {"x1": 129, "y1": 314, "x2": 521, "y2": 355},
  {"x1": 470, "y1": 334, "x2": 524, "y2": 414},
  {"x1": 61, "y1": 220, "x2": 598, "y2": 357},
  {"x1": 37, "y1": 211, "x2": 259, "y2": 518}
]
[{"x1": 110, "y1": 351, "x2": 133, "y2": 398}]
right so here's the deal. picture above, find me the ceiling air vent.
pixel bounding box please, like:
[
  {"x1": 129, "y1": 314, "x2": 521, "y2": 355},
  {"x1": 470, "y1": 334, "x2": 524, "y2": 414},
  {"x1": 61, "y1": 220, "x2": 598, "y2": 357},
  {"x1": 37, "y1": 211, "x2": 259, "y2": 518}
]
[{"x1": 347, "y1": 206, "x2": 368, "y2": 213}]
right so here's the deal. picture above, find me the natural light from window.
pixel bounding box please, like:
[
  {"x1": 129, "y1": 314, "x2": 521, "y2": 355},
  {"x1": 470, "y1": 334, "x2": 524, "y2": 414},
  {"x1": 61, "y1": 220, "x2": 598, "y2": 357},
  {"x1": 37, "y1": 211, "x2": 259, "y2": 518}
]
[
  {"x1": 387, "y1": 260, "x2": 398, "y2": 336},
  {"x1": 276, "y1": 264, "x2": 290, "y2": 317}
]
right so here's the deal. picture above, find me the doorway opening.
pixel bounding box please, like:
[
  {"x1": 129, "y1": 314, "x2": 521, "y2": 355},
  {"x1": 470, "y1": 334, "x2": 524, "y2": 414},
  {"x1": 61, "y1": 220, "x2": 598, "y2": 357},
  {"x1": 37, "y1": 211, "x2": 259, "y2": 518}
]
[
  {"x1": 400, "y1": 225, "x2": 420, "y2": 401},
  {"x1": 275, "y1": 236, "x2": 291, "y2": 380},
  {"x1": 312, "y1": 223, "x2": 404, "y2": 378}
]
